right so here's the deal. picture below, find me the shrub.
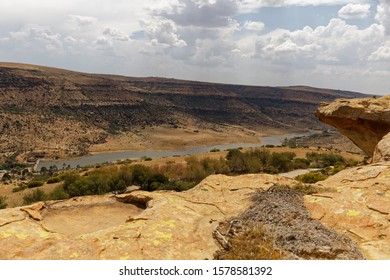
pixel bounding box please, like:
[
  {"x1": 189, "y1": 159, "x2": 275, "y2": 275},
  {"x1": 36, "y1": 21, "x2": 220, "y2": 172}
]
[
  {"x1": 12, "y1": 183, "x2": 27, "y2": 193},
  {"x1": 48, "y1": 186, "x2": 69, "y2": 200},
  {"x1": 141, "y1": 156, "x2": 153, "y2": 161},
  {"x1": 296, "y1": 172, "x2": 328, "y2": 183},
  {"x1": 306, "y1": 152, "x2": 345, "y2": 168},
  {"x1": 210, "y1": 148, "x2": 220, "y2": 152},
  {"x1": 46, "y1": 176, "x2": 62, "y2": 184},
  {"x1": 291, "y1": 158, "x2": 310, "y2": 169},
  {"x1": 214, "y1": 224, "x2": 284, "y2": 260},
  {"x1": 157, "y1": 180, "x2": 196, "y2": 192},
  {"x1": 23, "y1": 189, "x2": 46, "y2": 205},
  {"x1": 27, "y1": 181, "x2": 44, "y2": 188},
  {"x1": 0, "y1": 196, "x2": 7, "y2": 209},
  {"x1": 266, "y1": 152, "x2": 295, "y2": 173}
]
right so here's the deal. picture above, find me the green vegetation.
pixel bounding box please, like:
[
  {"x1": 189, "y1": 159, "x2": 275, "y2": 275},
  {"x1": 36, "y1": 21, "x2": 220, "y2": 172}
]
[
  {"x1": 27, "y1": 181, "x2": 44, "y2": 188},
  {"x1": 23, "y1": 189, "x2": 46, "y2": 205},
  {"x1": 0, "y1": 195, "x2": 7, "y2": 209},
  {"x1": 226, "y1": 148, "x2": 297, "y2": 174},
  {"x1": 46, "y1": 176, "x2": 62, "y2": 184},
  {"x1": 16, "y1": 148, "x2": 357, "y2": 205},
  {"x1": 210, "y1": 148, "x2": 220, "y2": 152},
  {"x1": 296, "y1": 172, "x2": 329, "y2": 183},
  {"x1": 12, "y1": 183, "x2": 27, "y2": 193}
]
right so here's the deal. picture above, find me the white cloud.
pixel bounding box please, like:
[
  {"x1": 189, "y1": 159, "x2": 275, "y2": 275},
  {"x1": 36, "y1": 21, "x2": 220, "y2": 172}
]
[
  {"x1": 141, "y1": 17, "x2": 187, "y2": 47},
  {"x1": 369, "y1": 40, "x2": 390, "y2": 61},
  {"x1": 152, "y1": 0, "x2": 238, "y2": 28},
  {"x1": 68, "y1": 15, "x2": 97, "y2": 27},
  {"x1": 243, "y1": 20, "x2": 265, "y2": 31},
  {"x1": 376, "y1": 0, "x2": 390, "y2": 36},
  {"x1": 237, "y1": 0, "x2": 369, "y2": 13},
  {"x1": 9, "y1": 24, "x2": 63, "y2": 52},
  {"x1": 338, "y1": 4, "x2": 370, "y2": 19},
  {"x1": 250, "y1": 18, "x2": 385, "y2": 69},
  {"x1": 103, "y1": 27, "x2": 131, "y2": 41}
]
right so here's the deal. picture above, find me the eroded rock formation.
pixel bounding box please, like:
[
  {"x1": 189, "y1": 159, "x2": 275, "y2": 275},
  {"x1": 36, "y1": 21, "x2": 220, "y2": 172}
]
[{"x1": 316, "y1": 96, "x2": 390, "y2": 159}]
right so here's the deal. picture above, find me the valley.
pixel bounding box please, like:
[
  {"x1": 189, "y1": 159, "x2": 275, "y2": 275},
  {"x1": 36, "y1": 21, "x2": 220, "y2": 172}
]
[{"x1": 0, "y1": 62, "x2": 366, "y2": 164}]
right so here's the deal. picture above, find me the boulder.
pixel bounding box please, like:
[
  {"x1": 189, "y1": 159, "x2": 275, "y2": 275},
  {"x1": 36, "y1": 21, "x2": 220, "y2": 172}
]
[
  {"x1": 315, "y1": 96, "x2": 390, "y2": 157},
  {"x1": 373, "y1": 132, "x2": 390, "y2": 162}
]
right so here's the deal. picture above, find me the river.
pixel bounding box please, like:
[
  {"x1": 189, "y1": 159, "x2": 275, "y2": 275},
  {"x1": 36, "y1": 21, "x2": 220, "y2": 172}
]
[{"x1": 35, "y1": 131, "x2": 318, "y2": 171}]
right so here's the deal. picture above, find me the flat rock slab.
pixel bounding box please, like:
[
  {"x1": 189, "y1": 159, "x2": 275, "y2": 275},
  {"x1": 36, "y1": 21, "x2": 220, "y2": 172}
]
[
  {"x1": 305, "y1": 162, "x2": 390, "y2": 259},
  {"x1": 0, "y1": 174, "x2": 293, "y2": 260}
]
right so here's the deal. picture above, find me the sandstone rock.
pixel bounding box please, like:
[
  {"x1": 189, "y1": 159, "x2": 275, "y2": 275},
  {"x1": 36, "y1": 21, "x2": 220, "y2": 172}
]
[
  {"x1": 316, "y1": 96, "x2": 390, "y2": 157},
  {"x1": 373, "y1": 132, "x2": 390, "y2": 162},
  {"x1": 0, "y1": 174, "x2": 294, "y2": 260},
  {"x1": 20, "y1": 202, "x2": 45, "y2": 221},
  {"x1": 305, "y1": 162, "x2": 390, "y2": 259}
]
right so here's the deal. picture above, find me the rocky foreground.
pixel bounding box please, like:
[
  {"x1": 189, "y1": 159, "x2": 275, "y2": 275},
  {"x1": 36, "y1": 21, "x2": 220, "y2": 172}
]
[{"x1": 1, "y1": 162, "x2": 390, "y2": 259}]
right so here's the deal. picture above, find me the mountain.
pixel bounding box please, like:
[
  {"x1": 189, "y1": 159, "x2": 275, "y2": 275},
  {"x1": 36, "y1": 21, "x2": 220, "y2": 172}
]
[{"x1": 0, "y1": 62, "x2": 367, "y2": 162}]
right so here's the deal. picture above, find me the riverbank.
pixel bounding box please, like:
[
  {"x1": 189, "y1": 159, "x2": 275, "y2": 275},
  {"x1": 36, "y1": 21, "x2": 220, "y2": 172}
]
[{"x1": 35, "y1": 130, "x2": 316, "y2": 171}]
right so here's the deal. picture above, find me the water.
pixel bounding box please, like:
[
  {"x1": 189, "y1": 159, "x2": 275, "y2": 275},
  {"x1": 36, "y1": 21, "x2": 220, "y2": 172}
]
[{"x1": 35, "y1": 131, "x2": 317, "y2": 171}]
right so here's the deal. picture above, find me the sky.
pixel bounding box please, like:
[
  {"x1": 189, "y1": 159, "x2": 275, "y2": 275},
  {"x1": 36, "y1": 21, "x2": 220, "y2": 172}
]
[{"x1": 0, "y1": 0, "x2": 389, "y2": 95}]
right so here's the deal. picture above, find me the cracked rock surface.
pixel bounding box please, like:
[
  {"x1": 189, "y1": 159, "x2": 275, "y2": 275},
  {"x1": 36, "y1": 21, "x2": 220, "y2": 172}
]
[
  {"x1": 0, "y1": 174, "x2": 293, "y2": 260},
  {"x1": 305, "y1": 162, "x2": 390, "y2": 259}
]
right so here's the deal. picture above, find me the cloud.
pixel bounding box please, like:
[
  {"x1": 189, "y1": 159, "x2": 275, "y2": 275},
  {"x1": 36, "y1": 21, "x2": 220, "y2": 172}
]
[
  {"x1": 338, "y1": 4, "x2": 370, "y2": 19},
  {"x1": 376, "y1": 0, "x2": 390, "y2": 36},
  {"x1": 237, "y1": 0, "x2": 369, "y2": 12},
  {"x1": 68, "y1": 14, "x2": 97, "y2": 27},
  {"x1": 152, "y1": 0, "x2": 238, "y2": 28},
  {"x1": 243, "y1": 20, "x2": 265, "y2": 31},
  {"x1": 103, "y1": 27, "x2": 131, "y2": 41},
  {"x1": 251, "y1": 18, "x2": 385, "y2": 68},
  {"x1": 369, "y1": 40, "x2": 390, "y2": 61},
  {"x1": 9, "y1": 24, "x2": 63, "y2": 52},
  {"x1": 140, "y1": 17, "x2": 187, "y2": 47}
]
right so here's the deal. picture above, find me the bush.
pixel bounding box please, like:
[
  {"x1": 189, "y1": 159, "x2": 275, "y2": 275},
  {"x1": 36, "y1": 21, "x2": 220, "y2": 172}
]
[
  {"x1": 0, "y1": 195, "x2": 7, "y2": 209},
  {"x1": 296, "y1": 172, "x2": 328, "y2": 183},
  {"x1": 27, "y1": 181, "x2": 44, "y2": 188},
  {"x1": 48, "y1": 186, "x2": 69, "y2": 200},
  {"x1": 292, "y1": 158, "x2": 310, "y2": 169},
  {"x1": 23, "y1": 189, "x2": 46, "y2": 205},
  {"x1": 306, "y1": 152, "x2": 345, "y2": 168},
  {"x1": 46, "y1": 176, "x2": 62, "y2": 184},
  {"x1": 12, "y1": 183, "x2": 28, "y2": 193}
]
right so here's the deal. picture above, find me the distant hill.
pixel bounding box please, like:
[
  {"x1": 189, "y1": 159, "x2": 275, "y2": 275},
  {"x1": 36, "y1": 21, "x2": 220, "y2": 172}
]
[{"x1": 0, "y1": 62, "x2": 367, "y2": 161}]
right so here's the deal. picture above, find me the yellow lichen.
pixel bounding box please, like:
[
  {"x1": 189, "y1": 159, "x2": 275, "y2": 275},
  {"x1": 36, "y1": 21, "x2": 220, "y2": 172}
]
[
  {"x1": 70, "y1": 252, "x2": 79, "y2": 258},
  {"x1": 347, "y1": 210, "x2": 360, "y2": 217},
  {"x1": 16, "y1": 233, "x2": 28, "y2": 240}
]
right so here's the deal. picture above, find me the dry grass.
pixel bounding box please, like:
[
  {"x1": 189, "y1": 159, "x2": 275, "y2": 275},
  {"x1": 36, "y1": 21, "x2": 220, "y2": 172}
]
[{"x1": 214, "y1": 223, "x2": 285, "y2": 260}]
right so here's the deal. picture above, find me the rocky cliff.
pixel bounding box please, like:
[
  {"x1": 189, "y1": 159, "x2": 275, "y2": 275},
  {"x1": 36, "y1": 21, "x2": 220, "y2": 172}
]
[{"x1": 316, "y1": 96, "x2": 390, "y2": 160}]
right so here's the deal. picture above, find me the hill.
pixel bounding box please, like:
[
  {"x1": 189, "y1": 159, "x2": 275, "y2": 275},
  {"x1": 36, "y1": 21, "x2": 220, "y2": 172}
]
[{"x1": 0, "y1": 62, "x2": 366, "y2": 162}]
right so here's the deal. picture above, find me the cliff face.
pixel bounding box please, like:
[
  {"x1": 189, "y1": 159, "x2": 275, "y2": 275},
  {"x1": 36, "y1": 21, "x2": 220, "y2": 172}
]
[{"x1": 316, "y1": 96, "x2": 390, "y2": 159}]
